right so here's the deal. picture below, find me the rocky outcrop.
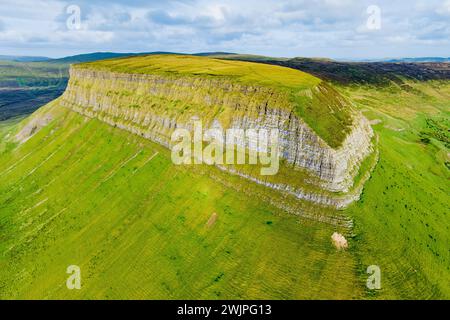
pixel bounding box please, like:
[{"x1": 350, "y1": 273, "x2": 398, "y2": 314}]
[
  {"x1": 15, "y1": 113, "x2": 53, "y2": 143},
  {"x1": 60, "y1": 66, "x2": 376, "y2": 208}
]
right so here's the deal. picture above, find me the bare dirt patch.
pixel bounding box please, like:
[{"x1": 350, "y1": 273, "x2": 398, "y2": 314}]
[
  {"x1": 370, "y1": 119, "x2": 382, "y2": 125},
  {"x1": 384, "y1": 125, "x2": 404, "y2": 132},
  {"x1": 206, "y1": 213, "x2": 218, "y2": 228}
]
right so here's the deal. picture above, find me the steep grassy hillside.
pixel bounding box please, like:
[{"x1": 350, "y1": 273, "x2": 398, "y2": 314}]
[
  {"x1": 218, "y1": 55, "x2": 450, "y2": 298},
  {"x1": 341, "y1": 81, "x2": 450, "y2": 299},
  {"x1": 0, "y1": 102, "x2": 358, "y2": 299}
]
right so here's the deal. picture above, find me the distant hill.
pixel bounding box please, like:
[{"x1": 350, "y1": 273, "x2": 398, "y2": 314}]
[
  {"x1": 193, "y1": 52, "x2": 236, "y2": 56},
  {"x1": 383, "y1": 57, "x2": 450, "y2": 63},
  {"x1": 47, "y1": 52, "x2": 171, "y2": 64},
  {"x1": 346, "y1": 57, "x2": 450, "y2": 63},
  {"x1": 217, "y1": 55, "x2": 450, "y2": 85},
  {"x1": 0, "y1": 55, "x2": 51, "y2": 62},
  {"x1": 47, "y1": 51, "x2": 236, "y2": 63},
  {"x1": 3, "y1": 53, "x2": 448, "y2": 64}
]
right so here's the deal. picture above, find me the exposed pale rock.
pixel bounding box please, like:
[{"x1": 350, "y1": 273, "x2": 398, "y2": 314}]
[
  {"x1": 15, "y1": 113, "x2": 53, "y2": 143},
  {"x1": 370, "y1": 119, "x2": 382, "y2": 125},
  {"x1": 331, "y1": 232, "x2": 348, "y2": 250},
  {"x1": 206, "y1": 213, "x2": 218, "y2": 228}
]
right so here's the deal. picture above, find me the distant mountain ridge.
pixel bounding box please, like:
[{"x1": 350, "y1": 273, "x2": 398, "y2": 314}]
[
  {"x1": 217, "y1": 55, "x2": 450, "y2": 85},
  {"x1": 348, "y1": 57, "x2": 450, "y2": 63},
  {"x1": 49, "y1": 51, "x2": 237, "y2": 63},
  {"x1": 382, "y1": 57, "x2": 450, "y2": 63},
  {"x1": 2, "y1": 52, "x2": 448, "y2": 64},
  {"x1": 0, "y1": 55, "x2": 51, "y2": 62},
  {"x1": 0, "y1": 52, "x2": 237, "y2": 64},
  {"x1": 1, "y1": 51, "x2": 449, "y2": 121},
  {"x1": 47, "y1": 51, "x2": 176, "y2": 63}
]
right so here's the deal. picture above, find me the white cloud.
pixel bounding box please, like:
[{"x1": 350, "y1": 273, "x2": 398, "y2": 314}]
[
  {"x1": 0, "y1": 0, "x2": 448, "y2": 59},
  {"x1": 437, "y1": 0, "x2": 450, "y2": 15}
]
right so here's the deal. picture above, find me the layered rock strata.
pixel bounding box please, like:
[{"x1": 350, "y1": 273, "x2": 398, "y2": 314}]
[{"x1": 60, "y1": 66, "x2": 375, "y2": 208}]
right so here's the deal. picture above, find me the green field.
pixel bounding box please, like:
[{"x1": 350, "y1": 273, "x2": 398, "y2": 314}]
[{"x1": 0, "y1": 63, "x2": 448, "y2": 299}]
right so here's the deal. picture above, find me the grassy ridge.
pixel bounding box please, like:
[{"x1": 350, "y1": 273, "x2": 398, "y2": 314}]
[{"x1": 78, "y1": 54, "x2": 321, "y2": 90}]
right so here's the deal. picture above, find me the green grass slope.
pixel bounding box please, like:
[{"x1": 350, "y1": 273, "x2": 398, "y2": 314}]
[
  {"x1": 342, "y1": 81, "x2": 450, "y2": 299},
  {"x1": 0, "y1": 102, "x2": 358, "y2": 299}
]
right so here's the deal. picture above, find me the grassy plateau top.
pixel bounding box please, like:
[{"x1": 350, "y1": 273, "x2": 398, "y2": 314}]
[{"x1": 76, "y1": 54, "x2": 322, "y2": 90}]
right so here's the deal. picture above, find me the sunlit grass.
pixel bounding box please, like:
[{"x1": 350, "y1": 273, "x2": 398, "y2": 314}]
[{"x1": 0, "y1": 104, "x2": 358, "y2": 299}]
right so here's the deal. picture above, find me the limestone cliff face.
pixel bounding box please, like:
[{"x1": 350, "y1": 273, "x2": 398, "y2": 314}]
[{"x1": 60, "y1": 66, "x2": 375, "y2": 208}]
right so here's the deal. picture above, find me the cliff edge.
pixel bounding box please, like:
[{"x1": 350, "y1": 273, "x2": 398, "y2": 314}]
[{"x1": 58, "y1": 55, "x2": 376, "y2": 209}]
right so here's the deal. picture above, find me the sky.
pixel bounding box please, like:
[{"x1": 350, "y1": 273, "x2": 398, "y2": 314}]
[{"x1": 0, "y1": 0, "x2": 449, "y2": 59}]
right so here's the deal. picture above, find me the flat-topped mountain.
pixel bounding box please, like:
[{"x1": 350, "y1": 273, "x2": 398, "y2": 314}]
[
  {"x1": 1, "y1": 54, "x2": 448, "y2": 300},
  {"x1": 57, "y1": 55, "x2": 376, "y2": 210},
  {"x1": 73, "y1": 54, "x2": 352, "y2": 147}
]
